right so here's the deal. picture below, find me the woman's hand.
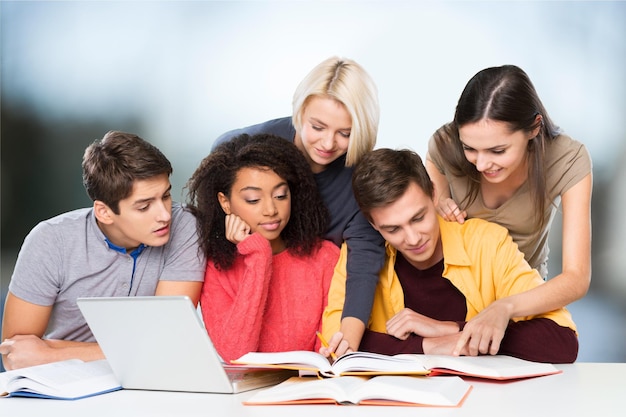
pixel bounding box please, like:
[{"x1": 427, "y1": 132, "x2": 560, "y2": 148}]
[
  {"x1": 436, "y1": 197, "x2": 467, "y2": 224},
  {"x1": 425, "y1": 158, "x2": 466, "y2": 224},
  {"x1": 224, "y1": 214, "x2": 251, "y2": 244},
  {"x1": 319, "y1": 331, "x2": 354, "y2": 361},
  {"x1": 453, "y1": 299, "x2": 513, "y2": 356}
]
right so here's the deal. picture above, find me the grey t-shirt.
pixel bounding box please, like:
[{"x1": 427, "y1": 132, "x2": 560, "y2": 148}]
[{"x1": 8, "y1": 203, "x2": 206, "y2": 342}]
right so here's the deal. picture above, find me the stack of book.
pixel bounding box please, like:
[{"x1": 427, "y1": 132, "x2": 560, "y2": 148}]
[{"x1": 233, "y1": 351, "x2": 561, "y2": 407}]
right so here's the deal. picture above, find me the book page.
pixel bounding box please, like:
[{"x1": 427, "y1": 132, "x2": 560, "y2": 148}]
[
  {"x1": 244, "y1": 375, "x2": 470, "y2": 406},
  {"x1": 1, "y1": 359, "x2": 121, "y2": 399},
  {"x1": 417, "y1": 355, "x2": 560, "y2": 379},
  {"x1": 233, "y1": 351, "x2": 332, "y2": 373},
  {"x1": 244, "y1": 376, "x2": 367, "y2": 404},
  {"x1": 331, "y1": 352, "x2": 429, "y2": 376},
  {"x1": 234, "y1": 351, "x2": 430, "y2": 377},
  {"x1": 353, "y1": 375, "x2": 470, "y2": 406}
]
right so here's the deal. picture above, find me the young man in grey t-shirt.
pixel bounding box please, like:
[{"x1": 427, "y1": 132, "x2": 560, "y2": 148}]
[{"x1": 0, "y1": 131, "x2": 206, "y2": 370}]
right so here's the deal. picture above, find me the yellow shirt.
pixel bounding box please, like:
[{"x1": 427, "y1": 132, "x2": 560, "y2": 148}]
[{"x1": 322, "y1": 216, "x2": 576, "y2": 339}]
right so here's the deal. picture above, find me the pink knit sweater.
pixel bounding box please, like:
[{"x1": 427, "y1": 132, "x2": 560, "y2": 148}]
[{"x1": 200, "y1": 233, "x2": 340, "y2": 363}]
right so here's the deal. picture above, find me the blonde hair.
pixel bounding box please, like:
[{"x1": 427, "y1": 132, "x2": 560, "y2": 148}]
[{"x1": 292, "y1": 57, "x2": 379, "y2": 166}]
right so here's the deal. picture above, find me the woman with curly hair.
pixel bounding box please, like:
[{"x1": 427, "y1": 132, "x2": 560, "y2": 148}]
[{"x1": 187, "y1": 133, "x2": 339, "y2": 362}]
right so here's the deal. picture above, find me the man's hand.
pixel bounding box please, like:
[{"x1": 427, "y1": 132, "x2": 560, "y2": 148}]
[
  {"x1": 1, "y1": 335, "x2": 104, "y2": 371},
  {"x1": 0, "y1": 335, "x2": 57, "y2": 370},
  {"x1": 423, "y1": 333, "x2": 470, "y2": 355},
  {"x1": 386, "y1": 308, "x2": 460, "y2": 340}
]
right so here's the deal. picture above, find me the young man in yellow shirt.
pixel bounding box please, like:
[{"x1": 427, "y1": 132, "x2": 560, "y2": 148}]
[{"x1": 322, "y1": 148, "x2": 577, "y2": 363}]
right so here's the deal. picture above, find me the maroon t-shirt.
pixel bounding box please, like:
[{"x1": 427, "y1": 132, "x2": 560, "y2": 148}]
[{"x1": 357, "y1": 253, "x2": 578, "y2": 363}]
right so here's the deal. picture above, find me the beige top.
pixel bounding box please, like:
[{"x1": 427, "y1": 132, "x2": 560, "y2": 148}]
[{"x1": 428, "y1": 130, "x2": 592, "y2": 278}]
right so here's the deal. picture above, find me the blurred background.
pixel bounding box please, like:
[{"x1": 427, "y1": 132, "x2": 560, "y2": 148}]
[{"x1": 1, "y1": 1, "x2": 625, "y2": 367}]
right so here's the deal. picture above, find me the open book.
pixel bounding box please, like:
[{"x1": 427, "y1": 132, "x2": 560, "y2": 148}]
[
  {"x1": 233, "y1": 351, "x2": 561, "y2": 380},
  {"x1": 233, "y1": 350, "x2": 429, "y2": 377},
  {"x1": 0, "y1": 359, "x2": 122, "y2": 400},
  {"x1": 244, "y1": 375, "x2": 471, "y2": 407}
]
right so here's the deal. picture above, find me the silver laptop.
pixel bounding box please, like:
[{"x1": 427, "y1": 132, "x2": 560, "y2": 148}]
[{"x1": 76, "y1": 296, "x2": 294, "y2": 393}]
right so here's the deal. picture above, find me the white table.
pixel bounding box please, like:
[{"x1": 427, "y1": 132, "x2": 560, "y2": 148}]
[{"x1": 0, "y1": 363, "x2": 622, "y2": 417}]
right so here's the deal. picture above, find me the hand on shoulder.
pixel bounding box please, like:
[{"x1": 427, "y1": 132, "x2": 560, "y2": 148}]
[{"x1": 436, "y1": 198, "x2": 467, "y2": 224}]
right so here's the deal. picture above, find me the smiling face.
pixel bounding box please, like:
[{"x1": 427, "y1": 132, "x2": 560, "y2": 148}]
[
  {"x1": 219, "y1": 167, "x2": 291, "y2": 252},
  {"x1": 459, "y1": 119, "x2": 534, "y2": 186},
  {"x1": 96, "y1": 173, "x2": 173, "y2": 251},
  {"x1": 295, "y1": 96, "x2": 352, "y2": 173},
  {"x1": 369, "y1": 181, "x2": 443, "y2": 270}
]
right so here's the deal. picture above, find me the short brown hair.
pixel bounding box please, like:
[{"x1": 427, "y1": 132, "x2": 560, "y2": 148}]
[
  {"x1": 82, "y1": 131, "x2": 172, "y2": 214},
  {"x1": 352, "y1": 148, "x2": 434, "y2": 222}
]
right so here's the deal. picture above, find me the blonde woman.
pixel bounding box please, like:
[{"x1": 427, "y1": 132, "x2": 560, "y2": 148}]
[{"x1": 212, "y1": 57, "x2": 384, "y2": 354}]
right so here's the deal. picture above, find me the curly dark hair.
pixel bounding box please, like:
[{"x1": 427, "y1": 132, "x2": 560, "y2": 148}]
[{"x1": 186, "y1": 133, "x2": 329, "y2": 270}]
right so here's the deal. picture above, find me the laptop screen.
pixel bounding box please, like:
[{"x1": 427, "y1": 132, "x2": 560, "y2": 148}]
[{"x1": 77, "y1": 296, "x2": 292, "y2": 393}]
